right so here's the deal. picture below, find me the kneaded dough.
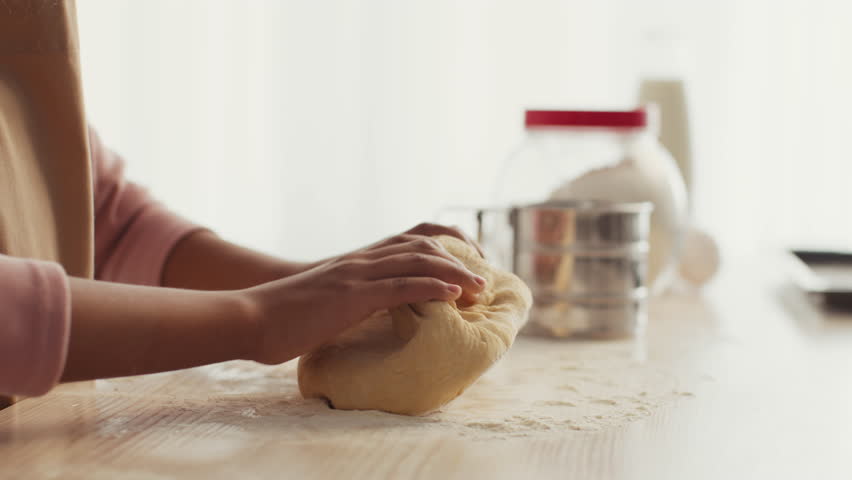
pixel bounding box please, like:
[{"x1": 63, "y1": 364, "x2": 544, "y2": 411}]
[{"x1": 297, "y1": 235, "x2": 533, "y2": 416}]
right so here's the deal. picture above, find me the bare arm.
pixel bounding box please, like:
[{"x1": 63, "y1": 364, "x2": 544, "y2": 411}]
[
  {"x1": 61, "y1": 277, "x2": 255, "y2": 382},
  {"x1": 161, "y1": 230, "x2": 320, "y2": 290}
]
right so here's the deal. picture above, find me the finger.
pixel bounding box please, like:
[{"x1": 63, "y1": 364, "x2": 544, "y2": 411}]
[
  {"x1": 363, "y1": 277, "x2": 462, "y2": 310},
  {"x1": 355, "y1": 240, "x2": 486, "y2": 305},
  {"x1": 363, "y1": 253, "x2": 485, "y2": 296},
  {"x1": 356, "y1": 238, "x2": 466, "y2": 270},
  {"x1": 406, "y1": 223, "x2": 485, "y2": 258}
]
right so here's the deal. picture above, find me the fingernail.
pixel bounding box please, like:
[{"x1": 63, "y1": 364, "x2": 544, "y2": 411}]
[
  {"x1": 474, "y1": 275, "x2": 486, "y2": 287},
  {"x1": 447, "y1": 285, "x2": 462, "y2": 295}
]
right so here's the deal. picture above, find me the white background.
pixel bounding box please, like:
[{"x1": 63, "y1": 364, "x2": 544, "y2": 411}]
[{"x1": 77, "y1": 0, "x2": 852, "y2": 262}]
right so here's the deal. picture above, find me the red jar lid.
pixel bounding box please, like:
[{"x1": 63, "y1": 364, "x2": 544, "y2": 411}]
[{"x1": 525, "y1": 108, "x2": 647, "y2": 128}]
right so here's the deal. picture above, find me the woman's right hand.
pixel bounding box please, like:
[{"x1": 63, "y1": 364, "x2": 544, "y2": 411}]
[{"x1": 241, "y1": 225, "x2": 486, "y2": 365}]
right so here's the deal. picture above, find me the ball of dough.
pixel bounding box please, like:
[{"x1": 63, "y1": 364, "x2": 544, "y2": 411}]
[{"x1": 297, "y1": 235, "x2": 533, "y2": 416}]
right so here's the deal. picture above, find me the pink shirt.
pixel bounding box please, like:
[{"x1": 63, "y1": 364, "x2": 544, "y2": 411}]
[{"x1": 0, "y1": 128, "x2": 202, "y2": 397}]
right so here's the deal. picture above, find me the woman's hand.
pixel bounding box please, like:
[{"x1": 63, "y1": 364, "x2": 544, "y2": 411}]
[
  {"x1": 380, "y1": 222, "x2": 485, "y2": 258},
  {"x1": 244, "y1": 224, "x2": 486, "y2": 365}
]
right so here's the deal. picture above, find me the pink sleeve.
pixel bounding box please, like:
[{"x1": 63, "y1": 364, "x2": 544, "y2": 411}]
[
  {"x1": 90, "y1": 127, "x2": 206, "y2": 285},
  {"x1": 0, "y1": 255, "x2": 70, "y2": 396}
]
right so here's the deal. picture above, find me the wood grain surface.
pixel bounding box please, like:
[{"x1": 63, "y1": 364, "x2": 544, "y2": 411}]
[{"x1": 2, "y1": 257, "x2": 851, "y2": 479}]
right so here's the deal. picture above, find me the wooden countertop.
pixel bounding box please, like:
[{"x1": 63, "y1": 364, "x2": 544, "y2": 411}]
[{"x1": 2, "y1": 258, "x2": 851, "y2": 479}]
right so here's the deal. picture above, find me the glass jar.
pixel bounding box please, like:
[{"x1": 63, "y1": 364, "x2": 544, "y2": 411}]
[{"x1": 494, "y1": 108, "x2": 688, "y2": 294}]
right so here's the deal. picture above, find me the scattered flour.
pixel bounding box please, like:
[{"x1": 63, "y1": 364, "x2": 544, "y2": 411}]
[{"x1": 89, "y1": 310, "x2": 715, "y2": 442}]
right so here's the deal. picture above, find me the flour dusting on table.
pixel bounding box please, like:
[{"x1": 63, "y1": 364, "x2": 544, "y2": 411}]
[{"x1": 92, "y1": 301, "x2": 718, "y2": 441}]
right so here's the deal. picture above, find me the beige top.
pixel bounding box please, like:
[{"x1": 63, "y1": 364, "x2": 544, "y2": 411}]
[{"x1": 0, "y1": 0, "x2": 93, "y2": 278}]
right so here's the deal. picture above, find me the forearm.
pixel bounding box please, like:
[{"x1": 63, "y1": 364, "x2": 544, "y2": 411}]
[
  {"x1": 162, "y1": 230, "x2": 323, "y2": 290},
  {"x1": 61, "y1": 277, "x2": 257, "y2": 382}
]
